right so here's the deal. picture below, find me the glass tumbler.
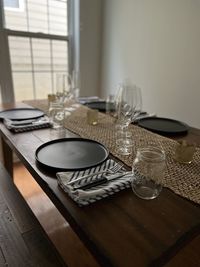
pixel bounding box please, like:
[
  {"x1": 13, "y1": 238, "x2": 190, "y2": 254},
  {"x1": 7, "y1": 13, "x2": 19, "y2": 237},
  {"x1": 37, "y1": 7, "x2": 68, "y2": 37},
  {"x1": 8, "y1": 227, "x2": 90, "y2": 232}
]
[
  {"x1": 48, "y1": 101, "x2": 65, "y2": 129},
  {"x1": 106, "y1": 94, "x2": 115, "y2": 116},
  {"x1": 131, "y1": 146, "x2": 166, "y2": 200}
]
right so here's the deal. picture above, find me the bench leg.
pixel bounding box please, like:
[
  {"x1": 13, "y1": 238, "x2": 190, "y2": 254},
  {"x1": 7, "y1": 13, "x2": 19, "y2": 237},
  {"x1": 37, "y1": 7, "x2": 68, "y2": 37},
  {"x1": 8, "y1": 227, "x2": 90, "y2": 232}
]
[{"x1": 1, "y1": 137, "x2": 13, "y2": 178}]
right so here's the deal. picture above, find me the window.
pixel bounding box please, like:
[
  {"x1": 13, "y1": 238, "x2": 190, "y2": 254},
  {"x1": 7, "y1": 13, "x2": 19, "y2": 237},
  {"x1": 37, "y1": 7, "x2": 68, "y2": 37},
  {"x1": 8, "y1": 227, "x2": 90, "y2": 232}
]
[
  {"x1": 0, "y1": 0, "x2": 72, "y2": 103},
  {"x1": 4, "y1": 0, "x2": 24, "y2": 12}
]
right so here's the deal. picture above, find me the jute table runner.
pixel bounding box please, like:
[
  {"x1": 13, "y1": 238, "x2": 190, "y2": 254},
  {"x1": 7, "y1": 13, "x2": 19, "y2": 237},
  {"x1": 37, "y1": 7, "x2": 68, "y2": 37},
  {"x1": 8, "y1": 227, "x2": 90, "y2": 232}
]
[{"x1": 25, "y1": 100, "x2": 200, "y2": 205}]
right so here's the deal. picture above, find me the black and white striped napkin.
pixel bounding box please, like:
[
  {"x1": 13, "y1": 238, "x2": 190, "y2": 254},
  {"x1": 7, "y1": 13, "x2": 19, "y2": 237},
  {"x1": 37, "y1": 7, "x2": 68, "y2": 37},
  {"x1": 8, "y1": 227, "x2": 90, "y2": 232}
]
[
  {"x1": 56, "y1": 159, "x2": 133, "y2": 206},
  {"x1": 4, "y1": 117, "x2": 52, "y2": 133}
]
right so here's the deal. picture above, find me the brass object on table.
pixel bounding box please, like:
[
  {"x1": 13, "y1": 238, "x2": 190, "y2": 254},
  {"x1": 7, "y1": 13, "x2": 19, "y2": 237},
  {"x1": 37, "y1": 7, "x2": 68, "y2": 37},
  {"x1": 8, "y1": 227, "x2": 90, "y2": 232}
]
[
  {"x1": 48, "y1": 94, "x2": 56, "y2": 103},
  {"x1": 87, "y1": 109, "x2": 98, "y2": 125},
  {"x1": 174, "y1": 140, "x2": 196, "y2": 164}
]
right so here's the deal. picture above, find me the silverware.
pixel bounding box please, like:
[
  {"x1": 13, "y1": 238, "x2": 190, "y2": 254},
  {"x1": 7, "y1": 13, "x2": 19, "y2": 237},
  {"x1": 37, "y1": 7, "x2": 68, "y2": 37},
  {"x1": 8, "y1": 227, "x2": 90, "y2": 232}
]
[
  {"x1": 67, "y1": 162, "x2": 124, "y2": 185},
  {"x1": 10, "y1": 119, "x2": 37, "y2": 126},
  {"x1": 74, "y1": 171, "x2": 131, "y2": 190},
  {"x1": 10, "y1": 118, "x2": 50, "y2": 127}
]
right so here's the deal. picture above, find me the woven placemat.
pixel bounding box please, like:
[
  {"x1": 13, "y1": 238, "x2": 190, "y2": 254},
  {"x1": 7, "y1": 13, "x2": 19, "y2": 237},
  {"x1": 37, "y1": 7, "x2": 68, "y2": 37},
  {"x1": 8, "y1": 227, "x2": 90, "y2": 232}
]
[{"x1": 25, "y1": 100, "x2": 200, "y2": 205}]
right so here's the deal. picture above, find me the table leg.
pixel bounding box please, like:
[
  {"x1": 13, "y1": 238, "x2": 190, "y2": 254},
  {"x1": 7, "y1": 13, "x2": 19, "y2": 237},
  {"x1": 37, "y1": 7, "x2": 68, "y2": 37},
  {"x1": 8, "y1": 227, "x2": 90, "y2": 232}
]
[{"x1": 1, "y1": 137, "x2": 13, "y2": 178}]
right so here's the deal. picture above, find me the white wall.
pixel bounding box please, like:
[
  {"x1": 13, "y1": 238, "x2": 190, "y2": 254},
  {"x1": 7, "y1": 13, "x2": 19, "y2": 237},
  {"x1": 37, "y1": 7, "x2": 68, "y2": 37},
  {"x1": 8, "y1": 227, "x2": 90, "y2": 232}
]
[
  {"x1": 101, "y1": 0, "x2": 200, "y2": 128},
  {"x1": 79, "y1": 0, "x2": 102, "y2": 96}
]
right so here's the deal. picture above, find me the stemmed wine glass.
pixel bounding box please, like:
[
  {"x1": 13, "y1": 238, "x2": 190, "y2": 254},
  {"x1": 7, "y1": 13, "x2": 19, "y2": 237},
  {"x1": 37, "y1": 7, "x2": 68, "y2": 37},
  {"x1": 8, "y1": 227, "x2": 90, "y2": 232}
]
[
  {"x1": 71, "y1": 70, "x2": 80, "y2": 102},
  {"x1": 132, "y1": 85, "x2": 142, "y2": 122},
  {"x1": 56, "y1": 73, "x2": 72, "y2": 104},
  {"x1": 116, "y1": 81, "x2": 142, "y2": 129}
]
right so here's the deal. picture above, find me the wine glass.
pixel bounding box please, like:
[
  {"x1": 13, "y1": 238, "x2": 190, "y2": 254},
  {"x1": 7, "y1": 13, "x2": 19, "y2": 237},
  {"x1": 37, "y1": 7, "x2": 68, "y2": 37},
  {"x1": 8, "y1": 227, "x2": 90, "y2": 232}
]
[
  {"x1": 71, "y1": 70, "x2": 80, "y2": 102},
  {"x1": 132, "y1": 86, "x2": 142, "y2": 122},
  {"x1": 117, "y1": 82, "x2": 142, "y2": 128},
  {"x1": 56, "y1": 73, "x2": 72, "y2": 104}
]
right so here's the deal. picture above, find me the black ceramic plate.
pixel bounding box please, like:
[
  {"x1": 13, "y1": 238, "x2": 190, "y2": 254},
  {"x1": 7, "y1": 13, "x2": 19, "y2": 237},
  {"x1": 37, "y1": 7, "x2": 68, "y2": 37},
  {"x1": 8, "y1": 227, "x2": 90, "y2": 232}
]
[
  {"x1": 85, "y1": 101, "x2": 115, "y2": 112},
  {"x1": 137, "y1": 117, "x2": 189, "y2": 135},
  {"x1": 0, "y1": 108, "x2": 44, "y2": 121},
  {"x1": 35, "y1": 138, "x2": 109, "y2": 171}
]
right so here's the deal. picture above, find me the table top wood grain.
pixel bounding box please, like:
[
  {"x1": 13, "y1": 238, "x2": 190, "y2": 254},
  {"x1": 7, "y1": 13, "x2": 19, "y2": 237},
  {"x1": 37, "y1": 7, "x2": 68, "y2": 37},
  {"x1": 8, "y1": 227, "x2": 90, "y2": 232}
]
[{"x1": 0, "y1": 102, "x2": 200, "y2": 267}]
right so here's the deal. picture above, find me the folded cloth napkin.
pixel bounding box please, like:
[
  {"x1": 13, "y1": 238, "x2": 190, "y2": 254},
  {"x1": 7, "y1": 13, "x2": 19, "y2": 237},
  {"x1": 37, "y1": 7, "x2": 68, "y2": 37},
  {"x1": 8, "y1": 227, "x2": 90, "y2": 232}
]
[
  {"x1": 57, "y1": 159, "x2": 133, "y2": 206},
  {"x1": 4, "y1": 116, "x2": 52, "y2": 133}
]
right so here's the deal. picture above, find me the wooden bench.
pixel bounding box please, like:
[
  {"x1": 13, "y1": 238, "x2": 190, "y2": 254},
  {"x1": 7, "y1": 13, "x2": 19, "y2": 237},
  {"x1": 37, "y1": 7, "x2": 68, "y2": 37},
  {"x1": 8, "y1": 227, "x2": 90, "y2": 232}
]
[{"x1": 0, "y1": 162, "x2": 67, "y2": 267}]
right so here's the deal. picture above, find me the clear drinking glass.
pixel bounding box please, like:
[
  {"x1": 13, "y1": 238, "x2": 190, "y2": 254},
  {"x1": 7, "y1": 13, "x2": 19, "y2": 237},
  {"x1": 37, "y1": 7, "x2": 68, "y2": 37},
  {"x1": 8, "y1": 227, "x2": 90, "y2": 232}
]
[
  {"x1": 116, "y1": 81, "x2": 142, "y2": 128},
  {"x1": 48, "y1": 101, "x2": 65, "y2": 129},
  {"x1": 71, "y1": 70, "x2": 80, "y2": 102},
  {"x1": 116, "y1": 129, "x2": 134, "y2": 155},
  {"x1": 131, "y1": 146, "x2": 166, "y2": 200},
  {"x1": 132, "y1": 86, "x2": 142, "y2": 122},
  {"x1": 106, "y1": 94, "x2": 115, "y2": 115},
  {"x1": 56, "y1": 73, "x2": 72, "y2": 104}
]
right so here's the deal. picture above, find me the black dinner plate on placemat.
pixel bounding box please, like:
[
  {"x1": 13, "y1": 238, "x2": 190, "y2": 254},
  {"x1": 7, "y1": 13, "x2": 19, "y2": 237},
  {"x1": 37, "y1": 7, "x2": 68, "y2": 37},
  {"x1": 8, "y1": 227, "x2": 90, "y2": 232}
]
[
  {"x1": 0, "y1": 108, "x2": 44, "y2": 121},
  {"x1": 35, "y1": 138, "x2": 109, "y2": 171},
  {"x1": 137, "y1": 117, "x2": 189, "y2": 135},
  {"x1": 85, "y1": 101, "x2": 115, "y2": 112}
]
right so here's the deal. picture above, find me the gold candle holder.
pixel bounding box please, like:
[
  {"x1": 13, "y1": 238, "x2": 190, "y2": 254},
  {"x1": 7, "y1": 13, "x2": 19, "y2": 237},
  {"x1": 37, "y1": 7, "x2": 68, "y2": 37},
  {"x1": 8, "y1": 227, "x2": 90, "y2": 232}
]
[
  {"x1": 48, "y1": 94, "x2": 56, "y2": 104},
  {"x1": 87, "y1": 109, "x2": 98, "y2": 125},
  {"x1": 174, "y1": 140, "x2": 196, "y2": 164}
]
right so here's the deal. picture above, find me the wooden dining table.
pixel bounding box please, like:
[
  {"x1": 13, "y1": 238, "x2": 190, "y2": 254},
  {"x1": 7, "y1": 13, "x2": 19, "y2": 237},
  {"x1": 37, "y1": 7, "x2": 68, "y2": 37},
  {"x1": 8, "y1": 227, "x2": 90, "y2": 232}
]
[{"x1": 0, "y1": 101, "x2": 200, "y2": 267}]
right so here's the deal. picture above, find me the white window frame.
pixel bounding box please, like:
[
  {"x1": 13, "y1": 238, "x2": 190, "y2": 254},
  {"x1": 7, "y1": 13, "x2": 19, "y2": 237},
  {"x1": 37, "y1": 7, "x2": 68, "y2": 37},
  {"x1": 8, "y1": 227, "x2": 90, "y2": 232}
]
[
  {"x1": 0, "y1": 0, "x2": 14, "y2": 103},
  {"x1": 4, "y1": 0, "x2": 24, "y2": 12},
  {"x1": 0, "y1": 0, "x2": 76, "y2": 103}
]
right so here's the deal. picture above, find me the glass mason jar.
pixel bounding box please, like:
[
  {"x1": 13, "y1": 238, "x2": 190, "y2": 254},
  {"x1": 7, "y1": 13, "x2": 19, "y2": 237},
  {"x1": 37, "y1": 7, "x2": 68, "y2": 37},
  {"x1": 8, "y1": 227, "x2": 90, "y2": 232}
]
[
  {"x1": 48, "y1": 101, "x2": 65, "y2": 129},
  {"x1": 131, "y1": 146, "x2": 166, "y2": 200}
]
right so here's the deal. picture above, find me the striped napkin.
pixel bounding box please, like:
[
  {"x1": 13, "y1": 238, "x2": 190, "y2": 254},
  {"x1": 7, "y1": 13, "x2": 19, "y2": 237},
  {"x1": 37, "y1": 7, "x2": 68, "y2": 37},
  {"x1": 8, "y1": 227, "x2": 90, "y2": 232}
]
[
  {"x1": 57, "y1": 159, "x2": 133, "y2": 206},
  {"x1": 4, "y1": 117, "x2": 52, "y2": 133}
]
